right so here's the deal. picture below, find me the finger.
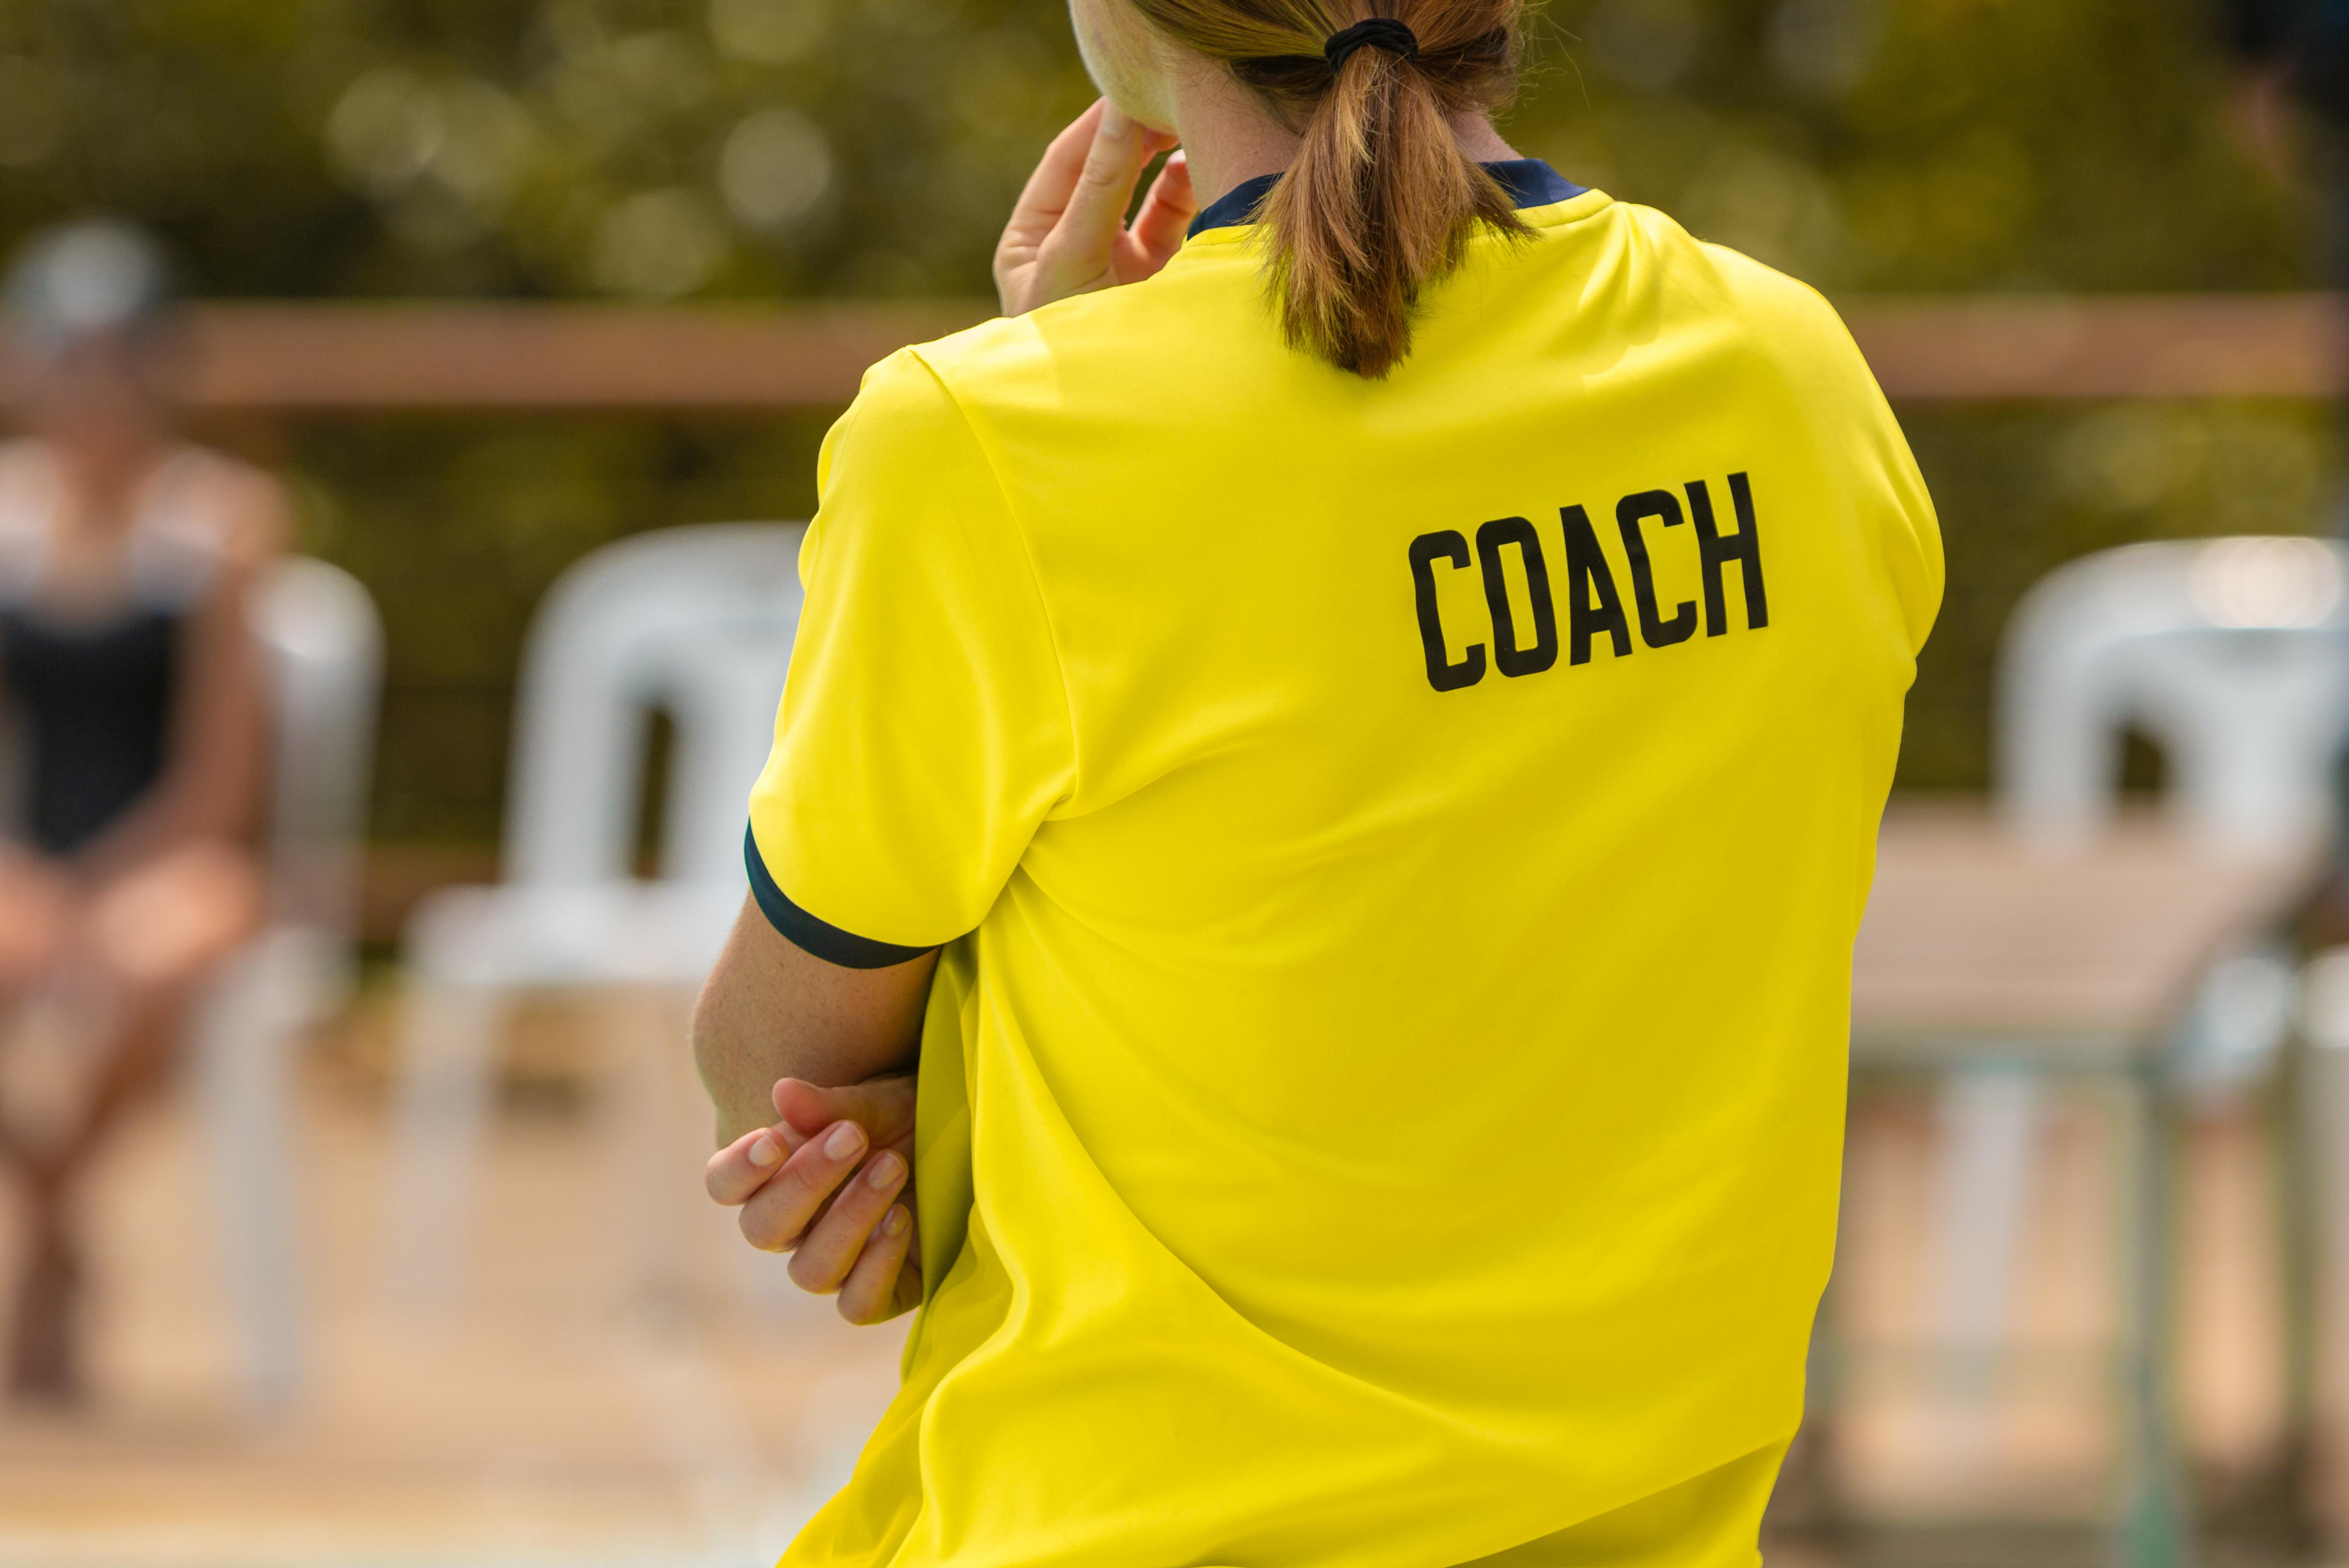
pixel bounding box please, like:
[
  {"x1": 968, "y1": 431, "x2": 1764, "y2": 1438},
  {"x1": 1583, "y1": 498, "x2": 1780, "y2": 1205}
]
[
  {"x1": 788, "y1": 1148, "x2": 909, "y2": 1294},
  {"x1": 773, "y1": 1076, "x2": 917, "y2": 1148},
  {"x1": 886, "y1": 1216, "x2": 923, "y2": 1313},
  {"x1": 837, "y1": 1205, "x2": 915, "y2": 1325},
  {"x1": 1046, "y1": 104, "x2": 1157, "y2": 269},
  {"x1": 737, "y1": 1118, "x2": 868, "y2": 1252},
  {"x1": 1002, "y1": 100, "x2": 1109, "y2": 247},
  {"x1": 1127, "y1": 151, "x2": 1197, "y2": 265},
  {"x1": 705, "y1": 1123, "x2": 790, "y2": 1206},
  {"x1": 770, "y1": 1078, "x2": 817, "y2": 1149}
]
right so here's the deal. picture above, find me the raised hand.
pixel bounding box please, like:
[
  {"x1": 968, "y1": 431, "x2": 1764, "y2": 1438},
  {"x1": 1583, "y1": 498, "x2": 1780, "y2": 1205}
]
[
  {"x1": 704, "y1": 1074, "x2": 921, "y2": 1324},
  {"x1": 993, "y1": 99, "x2": 1196, "y2": 317}
]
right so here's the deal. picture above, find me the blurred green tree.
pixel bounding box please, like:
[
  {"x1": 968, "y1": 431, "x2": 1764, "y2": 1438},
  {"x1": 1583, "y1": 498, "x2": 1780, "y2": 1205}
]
[
  {"x1": 0, "y1": 0, "x2": 2310, "y2": 300},
  {"x1": 0, "y1": 0, "x2": 2330, "y2": 847}
]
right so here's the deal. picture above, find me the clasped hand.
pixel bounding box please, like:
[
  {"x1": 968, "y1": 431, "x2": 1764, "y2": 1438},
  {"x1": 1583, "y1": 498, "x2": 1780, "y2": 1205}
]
[{"x1": 705, "y1": 1075, "x2": 921, "y2": 1325}]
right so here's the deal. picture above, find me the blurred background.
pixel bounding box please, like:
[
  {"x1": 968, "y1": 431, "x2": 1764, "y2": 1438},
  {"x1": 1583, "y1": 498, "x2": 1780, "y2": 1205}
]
[{"x1": 0, "y1": 0, "x2": 2338, "y2": 1564}]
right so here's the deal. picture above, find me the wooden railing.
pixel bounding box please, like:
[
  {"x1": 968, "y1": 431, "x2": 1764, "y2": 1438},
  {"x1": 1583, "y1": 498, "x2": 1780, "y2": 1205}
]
[
  {"x1": 140, "y1": 293, "x2": 2341, "y2": 936},
  {"x1": 103, "y1": 294, "x2": 2349, "y2": 412}
]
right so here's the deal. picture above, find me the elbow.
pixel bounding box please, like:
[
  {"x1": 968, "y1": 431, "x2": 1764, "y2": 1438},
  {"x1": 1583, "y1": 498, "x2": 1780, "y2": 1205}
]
[
  {"x1": 689, "y1": 980, "x2": 729, "y2": 1124},
  {"x1": 691, "y1": 973, "x2": 765, "y2": 1145}
]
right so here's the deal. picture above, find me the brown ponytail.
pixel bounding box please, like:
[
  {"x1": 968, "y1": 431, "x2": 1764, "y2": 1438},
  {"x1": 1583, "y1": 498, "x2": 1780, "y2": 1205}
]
[{"x1": 1126, "y1": 0, "x2": 1528, "y2": 377}]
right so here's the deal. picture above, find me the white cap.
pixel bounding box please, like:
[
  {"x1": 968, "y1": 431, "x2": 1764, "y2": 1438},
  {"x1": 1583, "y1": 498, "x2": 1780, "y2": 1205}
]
[{"x1": 5, "y1": 218, "x2": 176, "y2": 355}]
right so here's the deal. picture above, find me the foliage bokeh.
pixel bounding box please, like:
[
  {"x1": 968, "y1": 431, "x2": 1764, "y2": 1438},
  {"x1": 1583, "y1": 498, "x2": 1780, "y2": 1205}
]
[{"x1": 0, "y1": 0, "x2": 2334, "y2": 842}]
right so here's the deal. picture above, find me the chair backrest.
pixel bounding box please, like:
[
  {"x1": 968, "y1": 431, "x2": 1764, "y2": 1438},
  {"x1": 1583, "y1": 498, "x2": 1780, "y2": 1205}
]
[
  {"x1": 502, "y1": 522, "x2": 805, "y2": 888},
  {"x1": 1995, "y1": 536, "x2": 2349, "y2": 854},
  {"x1": 255, "y1": 557, "x2": 385, "y2": 938}
]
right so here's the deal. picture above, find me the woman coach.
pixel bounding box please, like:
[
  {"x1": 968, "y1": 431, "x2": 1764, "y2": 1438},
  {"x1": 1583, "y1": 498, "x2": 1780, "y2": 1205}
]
[{"x1": 695, "y1": 0, "x2": 1942, "y2": 1557}]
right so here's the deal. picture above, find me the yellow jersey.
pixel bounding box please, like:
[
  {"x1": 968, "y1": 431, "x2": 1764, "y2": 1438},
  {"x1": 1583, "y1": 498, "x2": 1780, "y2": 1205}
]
[{"x1": 746, "y1": 163, "x2": 1941, "y2": 1568}]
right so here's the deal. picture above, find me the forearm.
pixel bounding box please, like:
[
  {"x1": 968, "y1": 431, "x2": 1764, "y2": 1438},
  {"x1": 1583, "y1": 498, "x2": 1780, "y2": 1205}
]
[
  {"x1": 693, "y1": 897, "x2": 936, "y2": 1144},
  {"x1": 694, "y1": 967, "x2": 870, "y2": 1142},
  {"x1": 70, "y1": 772, "x2": 251, "y2": 884}
]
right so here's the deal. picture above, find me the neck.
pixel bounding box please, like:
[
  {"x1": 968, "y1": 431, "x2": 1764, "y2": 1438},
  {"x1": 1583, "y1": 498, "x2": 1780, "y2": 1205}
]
[{"x1": 1161, "y1": 55, "x2": 1522, "y2": 210}]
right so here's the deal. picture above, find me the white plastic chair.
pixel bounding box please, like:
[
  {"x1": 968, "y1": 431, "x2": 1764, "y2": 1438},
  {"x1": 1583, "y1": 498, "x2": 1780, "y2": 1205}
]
[
  {"x1": 198, "y1": 555, "x2": 384, "y2": 1411},
  {"x1": 1997, "y1": 536, "x2": 2349, "y2": 855},
  {"x1": 1934, "y1": 536, "x2": 2346, "y2": 1438},
  {"x1": 381, "y1": 523, "x2": 804, "y2": 1314}
]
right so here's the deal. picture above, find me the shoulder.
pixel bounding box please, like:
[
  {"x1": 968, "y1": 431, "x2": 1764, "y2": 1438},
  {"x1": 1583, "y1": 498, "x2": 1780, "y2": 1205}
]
[
  {"x1": 0, "y1": 443, "x2": 51, "y2": 570},
  {"x1": 1612, "y1": 202, "x2": 1871, "y2": 381},
  {"x1": 821, "y1": 344, "x2": 1002, "y2": 498},
  {"x1": 809, "y1": 344, "x2": 1026, "y2": 575},
  {"x1": 156, "y1": 445, "x2": 290, "y2": 576},
  {"x1": 1696, "y1": 241, "x2": 1864, "y2": 374},
  {"x1": 0, "y1": 439, "x2": 56, "y2": 514},
  {"x1": 822, "y1": 314, "x2": 1081, "y2": 498},
  {"x1": 797, "y1": 340, "x2": 1062, "y2": 664},
  {"x1": 1611, "y1": 211, "x2": 1940, "y2": 624},
  {"x1": 1589, "y1": 200, "x2": 1843, "y2": 328},
  {"x1": 0, "y1": 438, "x2": 44, "y2": 486},
  {"x1": 889, "y1": 310, "x2": 1063, "y2": 416},
  {"x1": 893, "y1": 282, "x2": 1192, "y2": 416}
]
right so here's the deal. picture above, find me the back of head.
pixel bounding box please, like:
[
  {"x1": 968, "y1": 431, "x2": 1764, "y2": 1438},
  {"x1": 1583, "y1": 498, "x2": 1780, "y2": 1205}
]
[
  {"x1": 4, "y1": 218, "x2": 177, "y2": 360},
  {"x1": 1132, "y1": 0, "x2": 1527, "y2": 378}
]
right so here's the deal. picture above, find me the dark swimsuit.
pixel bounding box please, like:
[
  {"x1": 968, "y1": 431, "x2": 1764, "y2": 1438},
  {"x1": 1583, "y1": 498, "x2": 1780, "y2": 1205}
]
[
  {"x1": 0, "y1": 455, "x2": 218, "y2": 856},
  {"x1": 0, "y1": 607, "x2": 181, "y2": 854}
]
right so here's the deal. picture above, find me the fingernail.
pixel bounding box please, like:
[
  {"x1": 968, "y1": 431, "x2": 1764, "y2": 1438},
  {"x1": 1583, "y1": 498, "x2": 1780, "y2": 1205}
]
[
  {"x1": 1100, "y1": 104, "x2": 1131, "y2": 137},
  {"x1": 748, "y1": 1132, "x2": 781, "y2": 1167},
  {"x1": 824, "y1": 1122, "x2": 864, "y2": 1159},
  {"x1": 882, "y1": 1205, "x2": 909, "y2": 1236},
  {"x1": 867, "y1": 1152, "x2": 904, "y2": 1189}
]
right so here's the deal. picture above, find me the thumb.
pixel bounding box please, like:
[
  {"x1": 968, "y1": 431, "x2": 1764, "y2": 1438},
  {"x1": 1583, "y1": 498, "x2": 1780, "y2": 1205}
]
[{"x1": 772, "y1": 1076, "x2": 918, "y2": 1148}]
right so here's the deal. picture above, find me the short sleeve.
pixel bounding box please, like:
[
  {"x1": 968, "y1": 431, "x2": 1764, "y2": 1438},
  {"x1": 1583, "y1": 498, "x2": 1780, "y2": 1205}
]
[
  {"x1": 1831, "y1": 322, "x2": 1944, "y2": 659},
  {"x1": 745, "y1": 349, "x2": 1075, "y2": 966},
  {"x1": 1766, "y1": 271, "x2": 1945, "y2": 659},
  {"x1": 1873, "y1": 405, "x2": 1944, "y2": 659}
]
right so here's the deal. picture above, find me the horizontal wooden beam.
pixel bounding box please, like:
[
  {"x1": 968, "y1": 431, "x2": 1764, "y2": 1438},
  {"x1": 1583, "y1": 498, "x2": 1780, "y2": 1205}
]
[
  {"x1": 1847, "y1": 294, "x2": 2343, "y2": 402},
  {"x1": 170, "y1": 302, "x2": 991, "y2": 412},
  {"x1": 81, "y1": 294, "x2": 2349, "y2": 411}
]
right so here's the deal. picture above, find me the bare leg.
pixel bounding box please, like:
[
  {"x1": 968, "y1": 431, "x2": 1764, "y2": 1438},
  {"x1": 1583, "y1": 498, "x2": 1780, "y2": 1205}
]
[
  {"x1": 2, "y1": 842, "x2": 258, "y2": 1404},
  {"x1": 9, "y1": 1161, "x2": 80, "y2": 1402},
  {"x1": 5, "y1": 975, "x2": 196, "y2": 1402},
  {"x1": 0, "y1": 849, "x2": 75, "y2": 1399}
]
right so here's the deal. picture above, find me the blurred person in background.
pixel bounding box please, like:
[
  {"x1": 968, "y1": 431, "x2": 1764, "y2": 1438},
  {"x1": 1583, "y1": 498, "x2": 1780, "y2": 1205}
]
[
  {"x1": 0, "y1": 221, "x2": 281, "y2": 1404},
  {"x1": 2228, "y1": 6, "x2": 2349, "y2": 962},
  {"x1": 2225, "y1": 0, "x2": 2349, "y2": 190}
]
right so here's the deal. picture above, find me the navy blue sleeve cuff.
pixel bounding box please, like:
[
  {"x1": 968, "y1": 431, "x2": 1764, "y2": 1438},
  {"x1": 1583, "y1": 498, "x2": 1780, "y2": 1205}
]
[{"x1": 744, "y1": 824, "x2": 939, "y2": 969}]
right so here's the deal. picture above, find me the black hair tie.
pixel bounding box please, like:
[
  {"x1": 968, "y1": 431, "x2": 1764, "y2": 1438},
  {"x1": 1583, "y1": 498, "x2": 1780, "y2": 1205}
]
[{"x1": 1323, "y1": 18, "x2": 1418, "y2": 73}]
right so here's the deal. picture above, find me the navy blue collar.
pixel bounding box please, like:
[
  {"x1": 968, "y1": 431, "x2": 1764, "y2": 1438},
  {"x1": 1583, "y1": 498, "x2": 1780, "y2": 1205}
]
[{"x1": 1184, "y1": 158, "x2": 1587, "y2": 239}]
